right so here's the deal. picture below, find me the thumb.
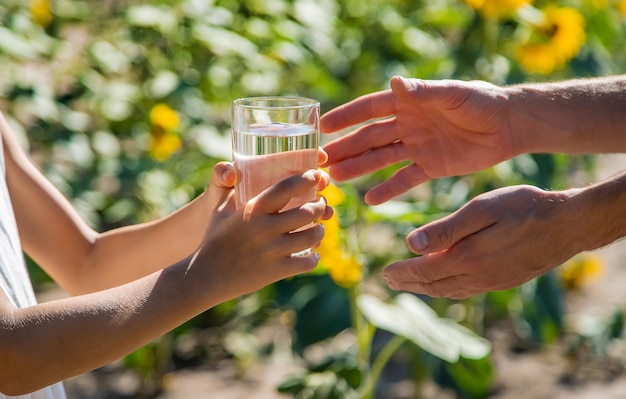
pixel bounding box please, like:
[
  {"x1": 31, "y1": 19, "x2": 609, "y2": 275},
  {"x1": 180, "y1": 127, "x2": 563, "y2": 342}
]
[
  {"x1": 406, "y1": 203, "x2": 494, "y2": 254},
  {"x1": 206, "y1": 162, "x2": 236, "y2": 212}
]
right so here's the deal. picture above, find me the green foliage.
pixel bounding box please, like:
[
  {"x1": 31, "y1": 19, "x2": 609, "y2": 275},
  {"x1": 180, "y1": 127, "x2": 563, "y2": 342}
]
[
  {"x1": 278, "y1": 350, "x2": 363, "y2": 399},
  {"x1": 3, "y1": 0, "x2": 626, "y2": 397}
]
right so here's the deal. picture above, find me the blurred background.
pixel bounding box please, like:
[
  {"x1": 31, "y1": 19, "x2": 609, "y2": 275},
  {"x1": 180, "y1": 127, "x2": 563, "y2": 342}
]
[{"x1": 2, "y1": 0, "x2": 626, "y2": 398}]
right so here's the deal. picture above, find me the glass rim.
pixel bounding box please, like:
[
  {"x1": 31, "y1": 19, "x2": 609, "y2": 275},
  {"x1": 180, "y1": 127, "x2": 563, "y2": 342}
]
[{"x1": 232, "y1": 96, "x2": 319, "y2": 110}]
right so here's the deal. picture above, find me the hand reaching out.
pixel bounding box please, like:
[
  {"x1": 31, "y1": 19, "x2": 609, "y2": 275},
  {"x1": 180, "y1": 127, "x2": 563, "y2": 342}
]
[
  {"x1": 382, "y1": 185, "x2": 585, "y2": 299},
  {"x1": 321, "y1": 76, "x2": 516, "y2": 205}
]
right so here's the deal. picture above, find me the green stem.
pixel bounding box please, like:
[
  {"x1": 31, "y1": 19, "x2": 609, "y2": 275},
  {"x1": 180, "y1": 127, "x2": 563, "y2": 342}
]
[
  {"x1": 483, "y1": 15, "x2": 500, "y2": 59},
  {"x1": 348, "y1": 286, "x2": 370, "y2": 369},
  {"x1": 360, "y1": 335, "x2": 407, "y2": 399}
]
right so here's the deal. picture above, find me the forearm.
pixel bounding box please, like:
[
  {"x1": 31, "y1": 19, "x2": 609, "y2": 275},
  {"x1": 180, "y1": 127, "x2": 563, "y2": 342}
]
[
  {"x1": 76, "y1": 192, "x2": 211, "y2": 293},
  {"x1": 567, "y1": 170, "x2": 626, "y2": 253},
  {"x1": 0, "y1": 253, "x2": 221, "y2": 395},
  {"x1": 507, "y1": 75, "x2": 626, "y2": 155},
  {"x1": 2, "y1": 112, "x2": 214, "y2": 294}
]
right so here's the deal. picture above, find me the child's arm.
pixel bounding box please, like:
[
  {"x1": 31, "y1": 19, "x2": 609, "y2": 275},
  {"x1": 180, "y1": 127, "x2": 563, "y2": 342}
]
[
  {"x1": 0, "y1": 159, "x2": 330, "y2": 395},
  {"x1": 1, "y1": 113, "x2": 226, "y2": 294}
]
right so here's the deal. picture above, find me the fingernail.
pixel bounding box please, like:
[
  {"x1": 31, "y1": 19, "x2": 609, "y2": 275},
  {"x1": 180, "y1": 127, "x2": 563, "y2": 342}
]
[
  {"x1": 409, "y1": 231, "x2": 428, "y2": 251},
  {"x1": 304, "y1": 170, "x2": 319, "y2": 181}
]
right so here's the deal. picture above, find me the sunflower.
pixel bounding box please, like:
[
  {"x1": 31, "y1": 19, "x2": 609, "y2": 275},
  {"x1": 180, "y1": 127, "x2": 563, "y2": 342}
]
[
  {"x1": 150, "y1": 103, "x2": 180, "y2": 131},
  {"x1": 464, "y1": 0, "x2": 533, "y2": 18},
  {"x1": 514, "y1": 6, "x2": 586, "y2": 74},
  {"x1": 149, "y1": 103, "x2": 181, "y2": 161},
  {"x1": 316, "y1": 183, "x2": 363, "y2": 289}
]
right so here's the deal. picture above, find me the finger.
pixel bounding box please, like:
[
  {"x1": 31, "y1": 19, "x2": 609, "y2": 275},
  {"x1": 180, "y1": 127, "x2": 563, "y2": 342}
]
[
  {"x1": 323, "y1": 119, "x2": 400, "y2": 166},
  {"x1": 206, "y1": 162, "x2": 237, "y2": 212},
  {"x1": 282, "y1": 222, "x2": 326, "y2": 255},
  {"x1": 315, "y1": 170, "x2": 331, "y2": 191},
  {"x1": 319, "y1": 203, "x2": 334, "y2": 221},
  {"x1": 405, "y1": 201, "x2": 496, "y2": 254},
  {"x1": 278, "y1": 197, "x2": 328, "y2": 233},
  {"x1": 386, "y1": 266, "x2": 511, "y2": 299},
  {"x1": 385, "y1": 272, "x2": 474, "y2": 298},
  {"x1": 320, "y1": 90, "x2": 396, "y2": 134},
  {"x1": 391, "y1": 76, "x2": 465, "y2": 109},
  {"x1": 211, "y1": 162, "x2": 236, "y2": 188},
  {"x1": 254, "y1": 170, "x2": 323, "y2": 214},
  {"x1": 275, "y1": 252, "x2": 321, "y2": 278},
  {"x1": 364, "y1": 163, "x2": 430, "y2": 205},
  {"x1": 318, "y1": 147, "x2": 328, "y2": 165},
  {"x1": 382, "y1": 252, "x2": 468, "y2": 286}
]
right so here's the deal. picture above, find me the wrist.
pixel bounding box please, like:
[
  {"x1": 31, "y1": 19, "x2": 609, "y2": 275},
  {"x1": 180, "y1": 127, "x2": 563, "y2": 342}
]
[
  {"x1": 505, "y1": 84, "x2": 577, "y2": 155},
  {"x1": 565, "y1": 172, "x2": 626, "y2": 252},
  {"x1": 506, "y1": 76, "x2": 626, "y2": 154}
]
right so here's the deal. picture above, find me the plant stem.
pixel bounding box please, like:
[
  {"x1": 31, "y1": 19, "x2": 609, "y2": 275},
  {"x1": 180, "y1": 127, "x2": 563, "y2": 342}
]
[
  {"x1": 360, "y1": 335, "x2": 407, "y2": 399},
  {"x1": 483, "y1": 15, "x2": 500, "y2": 59},
  {"x1": 349, "y1": 286, "x2": 371, "y2": 369}
]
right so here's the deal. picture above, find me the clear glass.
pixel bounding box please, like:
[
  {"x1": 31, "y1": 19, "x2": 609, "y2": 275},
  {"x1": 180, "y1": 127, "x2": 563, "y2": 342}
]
[{"x1": 231, "y1": 96, "x2": 320, "y2": 210}]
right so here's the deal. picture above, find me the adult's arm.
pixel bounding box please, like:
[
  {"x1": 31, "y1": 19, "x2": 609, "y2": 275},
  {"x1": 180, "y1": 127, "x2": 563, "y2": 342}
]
[
  {"x1": 321, "y1": 75, "x2": 626, "y2": 204},
  {"x1": 382, "y1": 171, "x2": 626, "y2": 298}
]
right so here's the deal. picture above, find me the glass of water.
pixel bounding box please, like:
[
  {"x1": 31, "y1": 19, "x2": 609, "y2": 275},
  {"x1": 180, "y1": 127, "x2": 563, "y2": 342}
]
[{"x1": 231, "y1": 96, "x2": 320, "y2": 211}]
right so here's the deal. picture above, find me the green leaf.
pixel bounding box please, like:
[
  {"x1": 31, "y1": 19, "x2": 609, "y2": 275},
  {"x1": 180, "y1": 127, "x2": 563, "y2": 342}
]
[
  {"x1": 0, "y1": 27, "x2": 39, "y2": 59},
  {"x1": 192, "y1": 24, "x2": 257, "y2": 57},
  {"x1": 358, "y1": 293, "x2": 491, "y2": 362},
  {"x1": 126, "y1": 5, "x2": 178, "y2": 32}
]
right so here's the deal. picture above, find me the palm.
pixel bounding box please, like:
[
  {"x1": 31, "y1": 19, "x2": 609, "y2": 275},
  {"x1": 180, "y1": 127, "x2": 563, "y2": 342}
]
[{"x1": 322, "y1": 78, "x2": 514, "y2": 203}]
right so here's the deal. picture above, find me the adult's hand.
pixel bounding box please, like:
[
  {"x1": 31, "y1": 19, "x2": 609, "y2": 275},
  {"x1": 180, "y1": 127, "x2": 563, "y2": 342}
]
[
  {"x1": 382, "y1": 185, "x2": 586, "y2": 298},
  {"x1": 321, "y1": 76, "x2": 517, "y2": 205}
]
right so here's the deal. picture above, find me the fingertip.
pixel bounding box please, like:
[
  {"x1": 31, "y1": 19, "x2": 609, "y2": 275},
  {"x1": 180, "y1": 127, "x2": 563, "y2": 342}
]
[
  {"x1": 364, "y1": 192, "x2": 384, "y2": 206},
  {"x1": 317, "y1": 171, "x2": 331, "y2": 190},
  {"x1": 407, "y1": 231, "x2": 428, "y2": 253},
  {"x1": 386, "y1": 280, "x2": 400, "y2": 291},
  {"x1": 212, "y1": 162, "x2": 236, "y2": 187},
  {"x1": 364, "y1": 185, "x2": 393, "y2": 205},
  {"x1": 382, "y1": 269, "x2": 400, "y2": 291},
  {"x1": 321, "y1": 203, "x2": 333, "y2": 220},
  {"x1": 303, "y1": 169, "x2": 321, "y2": 183},
  {"x1": 318, "y1": 147, "x2": 329, "y2": 165},
  {"x1": 320, "y1": 110, "x2": 338, "y2": 133},
  {"x1": 293, "y1": 251, "x2": 320, "y2": 273},
  {"x1": 224, "y1": 170, "x2": 236, "y2": 189},
  {"x1": 390, "y1": 76, "x2": 423, "y2": 99},
  {"x1": 390, "y1": 75, "x2": 405, "y2": 87}
]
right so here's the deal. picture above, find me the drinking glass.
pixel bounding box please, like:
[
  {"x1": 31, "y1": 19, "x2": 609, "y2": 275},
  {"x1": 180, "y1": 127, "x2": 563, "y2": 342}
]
[{"x1": 231, "y1": 96, "x2": 320, "y2": 212}]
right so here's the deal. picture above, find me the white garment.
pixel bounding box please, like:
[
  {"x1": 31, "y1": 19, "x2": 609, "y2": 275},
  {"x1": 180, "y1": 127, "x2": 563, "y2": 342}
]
[{"x1": 0, "y1": 136, "x2": 67, "y2": 398}]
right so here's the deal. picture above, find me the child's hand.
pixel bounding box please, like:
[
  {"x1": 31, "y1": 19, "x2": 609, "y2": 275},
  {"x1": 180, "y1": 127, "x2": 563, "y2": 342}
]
[{"x1": 195, "y1": 167, "x2": 332, "y2": 302}]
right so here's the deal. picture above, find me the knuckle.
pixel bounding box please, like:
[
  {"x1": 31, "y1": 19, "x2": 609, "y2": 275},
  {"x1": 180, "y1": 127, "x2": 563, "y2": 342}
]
[{"x1": 433, "y1": 223, "x2": 456, "y2": 247}]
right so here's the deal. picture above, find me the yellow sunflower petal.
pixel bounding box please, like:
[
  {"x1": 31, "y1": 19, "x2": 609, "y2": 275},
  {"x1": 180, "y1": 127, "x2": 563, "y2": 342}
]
[
  {"x1": 514, "y1": 6, "x2": 585, "y2": 74},
  {"x1": 466, "y1": 0, "x2": 533, "y2": 18},
  {"x1": 318, "y1": 181, "x2": 346, "y2": 206}
]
